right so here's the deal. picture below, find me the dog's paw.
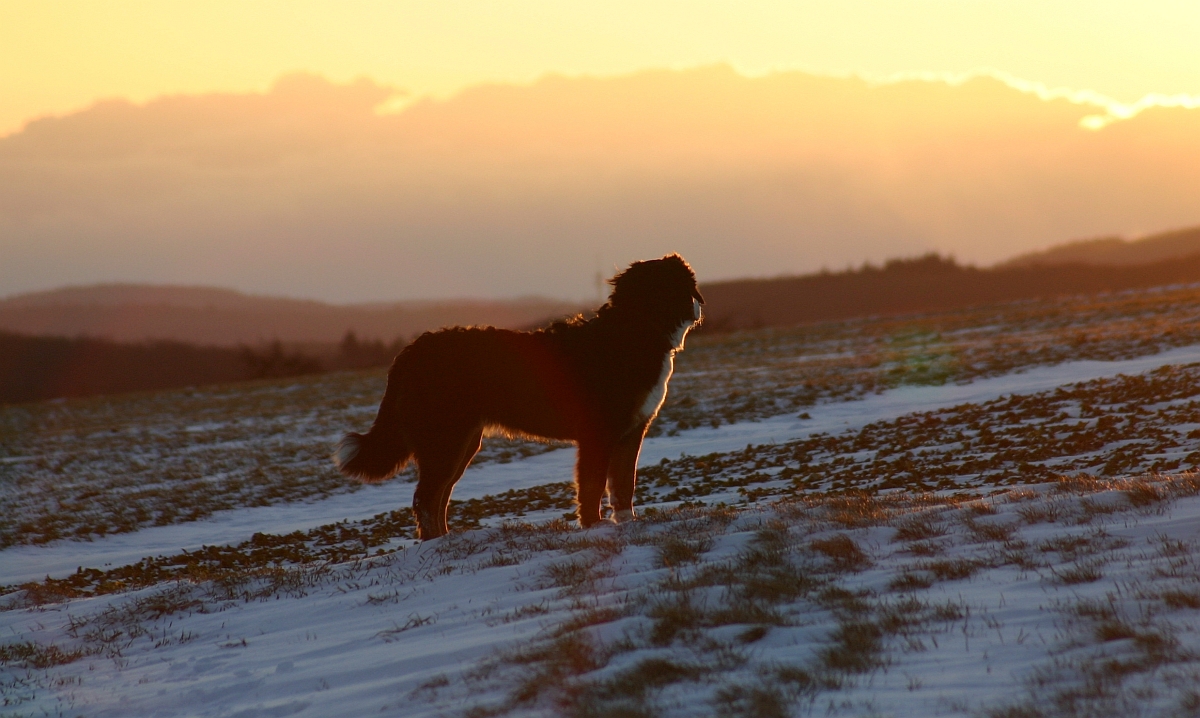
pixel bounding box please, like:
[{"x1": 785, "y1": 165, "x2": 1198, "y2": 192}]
[{"x1": 612, "y1": 509, "x2": 636, "y2": 524}]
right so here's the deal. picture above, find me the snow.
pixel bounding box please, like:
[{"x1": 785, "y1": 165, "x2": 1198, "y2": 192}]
[
  {"x1": 8, "y1": 481, "x2": 1200, "y2": 716},
  {"x1": 8, "y1": 343, "x2": 1200, "y2": 588},
  {"x1": 8, "y1": 344, "x2": 1200, "y2": 716}
]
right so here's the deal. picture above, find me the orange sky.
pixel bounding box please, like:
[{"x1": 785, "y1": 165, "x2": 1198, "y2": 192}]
[
  {"x1": 3, "y1": 68, "x2": 1199, "y2": 302},
  {"x1": 3, "y1": 2, "x2": 1200, "y2": 301},
  {"x1": 4, "y1": 0, "x2": 1200, "y2": 136}
]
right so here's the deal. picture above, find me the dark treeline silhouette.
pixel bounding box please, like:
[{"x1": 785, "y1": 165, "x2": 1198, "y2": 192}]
[
  {"x1": 1, "y1": 333, "x2": 249, "y2": 404},
  {"x1": 332, "y1": 331, "x2": 407, "y2": 371},
  {"x1": 0, "y1": 330, "x2": 407, "y2": 404},
  {"x1": 698, "y1": 253, "x2": 1200, "y2": 331}
]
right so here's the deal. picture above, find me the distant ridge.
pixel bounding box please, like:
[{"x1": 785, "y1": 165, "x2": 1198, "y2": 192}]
[
  {"x1": 10, "y1": 255, "x2": 1200, "y2": 403},
  {"x1": 699, "y1": 253, "x2": 1200, "y2": 331},
  {"x1": 1001, "y1": 225, "x2": 1200, "y2": 268},
  {"x1": 0, "y1": 284, "x2": 581, "y2": 346}
]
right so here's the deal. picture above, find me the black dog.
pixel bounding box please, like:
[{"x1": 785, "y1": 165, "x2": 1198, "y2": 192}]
[{"x1": 334, "y1": 254, "x2": 703, "y2": 539}]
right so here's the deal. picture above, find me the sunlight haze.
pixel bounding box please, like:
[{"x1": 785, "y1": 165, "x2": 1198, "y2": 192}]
[{"x1": 3, "y1": 1, "x2": 1200, "y2": 301}]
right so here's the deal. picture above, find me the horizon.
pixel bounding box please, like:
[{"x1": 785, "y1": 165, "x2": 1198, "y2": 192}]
[{"x1": 3, "y1": 234, "x2": 1196, "y2": 308}]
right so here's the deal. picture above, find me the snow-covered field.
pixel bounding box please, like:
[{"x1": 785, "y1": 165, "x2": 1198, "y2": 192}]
[
  {"x1": 8, "y1": 289, "x2": 1200, "y2": 717},
  {"x1": 9, "y1": 478, "x2": 1200, "y2": 717}
]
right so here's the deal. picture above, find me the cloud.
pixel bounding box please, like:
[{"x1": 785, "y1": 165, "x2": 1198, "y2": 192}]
[{"x1": 1, "y1": 67, "x2": 1199, "y2": 301}]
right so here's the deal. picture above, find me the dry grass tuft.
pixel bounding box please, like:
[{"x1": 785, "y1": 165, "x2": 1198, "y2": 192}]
[
  {"x1": 1123, "y1": 478, "x2": 1166, "y2": 508},
  {"x1": 810, "y1": 534, "x2": 870, "y2": 571},
  {"x1": 892, "y1": 513, "x2": 946, "y2": 542}
]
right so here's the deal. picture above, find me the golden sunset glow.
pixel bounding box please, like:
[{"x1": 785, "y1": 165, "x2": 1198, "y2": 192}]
[
  {"x1": 3, "y1": 1, "x2": 1200, "y2": 301},
  {"x1": 4, "y1": 0, "x2": 1200, "y2": 136}
]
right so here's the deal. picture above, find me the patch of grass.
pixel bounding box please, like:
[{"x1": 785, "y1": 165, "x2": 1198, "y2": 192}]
[
  {"x1": 930, "y1": 600, "x2": 965, "y2": 622},
  {"x1": 820, "y1": 619, "x2": 883, "y2": 673},
  {"x1": 738, "y1": 625, "x2": 769, "y2": 643},
  {"x1": 983, "y1": 706, "x2": 1047, "y2": 718},
  {"x1": 545, "y1": 557, "x2": 605, "y2": 595},
  {"x1": 5, "y1": 509, "x2": 417, "y2": 602},
  {"x1": 1037, "y1": 534, "x2": 1095, "y2": 560},
  {"x1": 810, "y1": 534, "x2": 870, "y2": 571},
  {"x1": 606, "y1": 657, "x2": 706, "y2": 699},
  {"x1": 655, "y1": 534, "x2": 714, "y2": 569},
  {"x1": 1052, "y1": 561, "x2": 1105, "y2": 585},
  {"x1": 647, "y1": 593, "x2": 705, "y2": 646},
  {"x1": 0, "y1": 641, "x2": 92, "y2": 669},
  {"x1": 888, "y1": 571, "x2": 934, "y2": 592},
  {"x1": 738, "y1": 567, "x2": 815, "y2": 604},
  {"x1": 903, "y1": 540, "x2": 944, "y2": 557},
  {"x1": 1124, "y1": 479, "x2": 1166, "y2": 508},
  {"x1": 556, "y1": 605, "x2": 626, "y2": 634},
  {"x1": 965, "y1": 518, "x2": 1018, "y2": 543},
  {"x1": 923, "y1": 558, "x2": 979, "y2": 582},
  {"x1": 507, "y1": 631, "x2": 604, "y2": 705},
  {"x1": 1017, "y1": 501, "x2": 1067, "y2": 525},
  {"x1": 1094, "y1": 619, "x2": 1137, "y2": 643},
  {"x1": 876, "y1": 596, "x2": 929, "y2": 635},
  {"x1": 825, "y1": 494, "x2": 891, "y2": 528},
  {"x1": 1068, "y1": 597, "x2": 1118, "y2": 621},
  {"x1": 713, "y1": 682, "x2": 792, "y2": 718},
  {"x1": 1161, "y1": 589, "x2": 1200, "y2": 610},
  {"x1": 892, "y1": 514, "x2": 946, "y2": 542}
]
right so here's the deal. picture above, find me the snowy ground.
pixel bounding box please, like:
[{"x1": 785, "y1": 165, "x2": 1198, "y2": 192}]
[
  {"x1": 7, "y1": 326, "x2": 1200, "y2": 715},
  {"x1": 7, "y1": 343, "x2": 1200, "y2": 591},
  {"x1": 6, "y1": 474, "x2": 1200, "y2": 717}
]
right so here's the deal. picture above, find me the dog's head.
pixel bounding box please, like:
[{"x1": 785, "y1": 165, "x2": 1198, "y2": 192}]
[{"x1": 608, "y1": 254, "x2": 704, "y2": 345}]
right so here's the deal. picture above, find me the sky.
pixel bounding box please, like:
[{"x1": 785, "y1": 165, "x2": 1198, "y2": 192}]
[
  {"x1": 3, "y1": 1, "x2": 1200, "y2": 302},
  {"x1": 4, "y1": 0, "x2": 1200, "y2": 137}
]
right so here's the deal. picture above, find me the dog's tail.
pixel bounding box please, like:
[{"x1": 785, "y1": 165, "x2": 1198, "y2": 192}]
[{"x1": 333, "y1": 359, "x2": 414, "y2": 483}]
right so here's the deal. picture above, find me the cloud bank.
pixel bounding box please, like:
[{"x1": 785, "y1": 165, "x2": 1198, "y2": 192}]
[{"x1": 3, "y1": 67, "x2": 1199, "y2": 301}]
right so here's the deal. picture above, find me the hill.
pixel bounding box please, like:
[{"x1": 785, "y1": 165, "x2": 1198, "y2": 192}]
[
  {"x1": 0, "y1": 284, "x2": 579, "y2": 346},
  {"x1": 11, "y1": 251, "x2": 1200, "y2": 402},
  {"x1": 700, "y1": 253, "x2": 1200, "y2": 331},
  {"x1": 1001, "y1": 225, "x2": 1200, "y2": 268}
]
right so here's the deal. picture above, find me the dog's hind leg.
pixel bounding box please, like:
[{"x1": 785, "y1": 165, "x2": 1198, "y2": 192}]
[
  {"x1": 607, "y1": 423, "x2": 648, "y2": 523},
  {"x1": 575, "y1": 440, "x2": 612, "y2": 528},
  {"x1": 411, "y1": 438, "x2": 458, "y2": 540},
  {"x1": 412, "y1": 455, "x2": 452, "y2": 540},
  {"x1": 412, "y1": 428, "x2": 483, "y2": 540},
  {"x1": 435, "y1": 427, "x2": 484, "y2": 536}
]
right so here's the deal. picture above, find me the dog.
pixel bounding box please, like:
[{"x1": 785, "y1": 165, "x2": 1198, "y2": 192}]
[{"x1": 333, "y1": 254, "x2": 704, "y2": 540}]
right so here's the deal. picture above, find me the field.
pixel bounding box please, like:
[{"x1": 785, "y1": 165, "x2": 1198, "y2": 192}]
[{"x1": 7, "y1": 284, "x2": 1200, "y2": 716}]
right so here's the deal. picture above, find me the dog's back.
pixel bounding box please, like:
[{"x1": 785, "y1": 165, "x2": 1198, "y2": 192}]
[{"x1": 397, "y1": 326, "x2": 591, "y2": 442}]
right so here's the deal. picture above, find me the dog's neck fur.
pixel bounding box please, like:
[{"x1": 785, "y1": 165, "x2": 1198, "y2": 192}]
[
  {"x1": 591, "y1": 296, "x2": 698, "y2": 350},
  {"x1": 638, "y1": 299, "x2": 702, "y2": 420}
]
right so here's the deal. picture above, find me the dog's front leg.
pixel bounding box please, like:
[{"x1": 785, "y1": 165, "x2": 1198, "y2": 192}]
[
  {"x1": 575, "y1": 440, "x2": 610, "y2": 528},
  {"x1": 607, "y1": 423, "x2": 648, "y2": 523}
]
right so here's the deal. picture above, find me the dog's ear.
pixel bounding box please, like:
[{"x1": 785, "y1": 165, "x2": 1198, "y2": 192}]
[{"x1": 659, "y1": 254, "x2": 703, "y2": 304}]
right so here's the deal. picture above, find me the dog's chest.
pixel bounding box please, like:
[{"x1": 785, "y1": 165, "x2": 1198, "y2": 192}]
[{"x1": 639, "y1": 353, "x2": 674, "y2": 420}]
